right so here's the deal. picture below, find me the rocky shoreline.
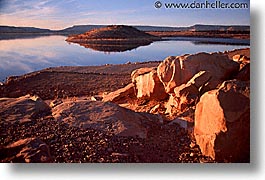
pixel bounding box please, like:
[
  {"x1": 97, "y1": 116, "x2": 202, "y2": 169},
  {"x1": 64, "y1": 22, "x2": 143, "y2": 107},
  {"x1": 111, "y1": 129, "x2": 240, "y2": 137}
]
[{"x1": 0, "y1": 48, "x2": 250, "y2": 163}]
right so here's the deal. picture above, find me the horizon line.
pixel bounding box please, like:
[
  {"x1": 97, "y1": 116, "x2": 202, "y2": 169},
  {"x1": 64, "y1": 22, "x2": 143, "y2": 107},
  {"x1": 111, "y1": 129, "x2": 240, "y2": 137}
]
[{"x1": 0, "y1": 23, "x2": 251, "y2": 31}]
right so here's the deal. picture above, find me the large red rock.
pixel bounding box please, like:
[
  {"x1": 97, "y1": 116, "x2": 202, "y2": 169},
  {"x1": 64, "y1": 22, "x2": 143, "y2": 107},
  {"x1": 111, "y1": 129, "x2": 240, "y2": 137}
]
[
  {"x1": 174, "y1": 71, "x2": 212, "y2": 99},
  {"x1": 235, "y1": 63, "x2": 250, "y2": 81},
  {"x1": 232, "y1": 54, "x2": 250, "y2": 70},
  {"x1": 52, "y1": 99, "x2": 161, "y2": 138},
  {"x1": 157, "y1": 52, "x2": 240, "y2": 93},
  {"x1": 131, "y1": 67, "x2": 168, "y2": 100},
  {"x1": 173, "y1": 84, "x2": 198, "y2": 112},
  {"x1": 165, "y1": 94, "x2": 178, "y2": 116},
  {"x1": 0, "y1": 95, "x2": 50, "y2": 123},
  {"x1": 165, "y1": 71, "x2": 216, "y2": 114},
  {"x1": 194, "y1": 80, "x2": 250, "y2": 162},
  {"x1": 0, "y1": 138, "x2": 52, "y2": 163},
  {"x1": 224, "y1": 48, "x2": 250, "y2": 60},
  {"x1": 102, "y1": 83, "x2": 135, "y2": 103}
]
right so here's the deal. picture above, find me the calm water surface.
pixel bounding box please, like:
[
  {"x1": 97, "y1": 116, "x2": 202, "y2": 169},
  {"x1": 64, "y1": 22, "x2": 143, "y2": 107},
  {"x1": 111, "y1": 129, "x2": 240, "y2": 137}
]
[{"x1": 0, "y1": 35, "x2": 249, "y2": 81}]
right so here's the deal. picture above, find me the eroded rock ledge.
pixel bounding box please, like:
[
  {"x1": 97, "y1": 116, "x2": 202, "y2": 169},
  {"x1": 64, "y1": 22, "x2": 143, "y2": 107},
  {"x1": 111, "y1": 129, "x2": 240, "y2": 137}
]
[{"x1": 102, "y1": 48, "x2": 250, "y2": 162}]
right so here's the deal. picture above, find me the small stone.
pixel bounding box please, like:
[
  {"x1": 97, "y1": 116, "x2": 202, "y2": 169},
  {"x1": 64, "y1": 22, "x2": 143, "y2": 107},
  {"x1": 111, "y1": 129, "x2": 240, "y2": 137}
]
[
  {"x1": 98, "y1": 158, "x2": 104, "y2": 163},
  {"x1": 90, "y1": 96, "x2": 97, "y2": 101},
  {"x1": 190, "y1": 142, "x2": 196, "y2": 148}
]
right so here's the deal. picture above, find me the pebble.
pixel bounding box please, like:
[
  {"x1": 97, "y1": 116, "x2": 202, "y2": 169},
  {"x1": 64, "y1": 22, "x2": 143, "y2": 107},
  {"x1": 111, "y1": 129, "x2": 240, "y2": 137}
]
[{"x1": 189, "y1": 142, "x2": 196, "y2": 148}]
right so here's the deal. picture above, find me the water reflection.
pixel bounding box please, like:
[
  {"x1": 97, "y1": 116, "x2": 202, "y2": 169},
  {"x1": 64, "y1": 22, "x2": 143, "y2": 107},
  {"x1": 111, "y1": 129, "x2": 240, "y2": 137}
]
[
  {"x1": 163, "y1": 37, "x2": 250, "y2": 46},
  {"x1": 0, "y1": 35, "x2": 249, "y2": 82},
  {"x1": 75, "y1": 41, "x2": 152, "y2": 52}
]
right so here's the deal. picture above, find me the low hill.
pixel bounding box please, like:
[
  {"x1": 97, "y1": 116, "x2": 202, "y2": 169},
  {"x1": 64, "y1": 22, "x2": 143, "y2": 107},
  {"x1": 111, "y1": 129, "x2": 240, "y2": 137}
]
[
  {"x1": 0, "y1": 26, "x2": 52, "y2": 33},
  {"x1": 78, "y1": 25, "x2": 159, "y2": 39},
  {"x1": 66, "y1": 25, "x2": 161, "y2": 52},
  {"x1": 190, "y1": 24, "x2": 250, "y2": 32},
  {"x1": 60, "y1": 25, "x2": 187, "y2": 34},
  {"x1": 58, "y1": 25, "x2": 104, "y2": 34}
]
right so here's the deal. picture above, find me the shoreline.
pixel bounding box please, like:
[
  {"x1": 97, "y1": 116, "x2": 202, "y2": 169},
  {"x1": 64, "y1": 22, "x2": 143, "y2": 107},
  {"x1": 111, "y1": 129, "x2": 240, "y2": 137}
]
[
  {"x1": 1, "y1": 30, "x2": 250, "y2": 41},
  {"x1": 0, "y1": 46, "x2": 250, "y2": 83},
  {"x1": 0, "y1": 47, "x2": 250, "y2": 100}
]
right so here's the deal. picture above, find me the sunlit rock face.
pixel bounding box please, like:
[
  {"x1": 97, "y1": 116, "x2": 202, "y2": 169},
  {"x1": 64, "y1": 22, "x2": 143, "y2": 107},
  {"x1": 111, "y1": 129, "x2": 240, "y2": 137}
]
[
  {"x1": 194, "y1": 80, "x2": 250, "y2": 162},
  {"x1": 131, "y1": 67, "x2": 168, "y2": 100},
  {"x1": 157, "y1": 52, "x2": 239, "y2": 93}
]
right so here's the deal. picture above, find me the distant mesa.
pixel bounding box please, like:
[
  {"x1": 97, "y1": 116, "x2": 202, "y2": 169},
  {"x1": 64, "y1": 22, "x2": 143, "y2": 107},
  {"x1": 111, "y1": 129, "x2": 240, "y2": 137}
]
[{"x1": 65, "y1": 25, "x2": 161, "y2": 52}]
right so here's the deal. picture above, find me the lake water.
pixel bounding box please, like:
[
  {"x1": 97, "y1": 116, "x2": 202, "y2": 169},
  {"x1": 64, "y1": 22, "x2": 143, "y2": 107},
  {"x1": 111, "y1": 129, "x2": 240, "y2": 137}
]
[{"x1": 0, "y1": 35, "x2": 249, "y2": 81}]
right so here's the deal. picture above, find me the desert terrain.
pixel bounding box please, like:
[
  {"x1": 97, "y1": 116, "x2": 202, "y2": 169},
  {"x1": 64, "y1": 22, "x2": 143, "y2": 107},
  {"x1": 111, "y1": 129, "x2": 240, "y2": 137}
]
[{"x1": 0, "y1": 47, "x2": 250, "y2": 163}]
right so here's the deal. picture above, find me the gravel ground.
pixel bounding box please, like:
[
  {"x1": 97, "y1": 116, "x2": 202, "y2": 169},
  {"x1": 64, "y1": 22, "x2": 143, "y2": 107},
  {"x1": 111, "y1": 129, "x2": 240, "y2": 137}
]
[
  {"x1": 0, "y1": 114, "x2": 214, "y2": 163},
  {"x1": 0, "y1": 62, "x2": 160, "y2": 100}
]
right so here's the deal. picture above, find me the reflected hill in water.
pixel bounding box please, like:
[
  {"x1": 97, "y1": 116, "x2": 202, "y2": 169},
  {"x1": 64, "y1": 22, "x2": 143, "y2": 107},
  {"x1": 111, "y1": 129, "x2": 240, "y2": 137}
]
[
  {"x1": 76, "y1": 41, "x2": 152, "y2": 52},
  {"x1": 66, "y1": 25, "x2": 160, "y2": 52}
]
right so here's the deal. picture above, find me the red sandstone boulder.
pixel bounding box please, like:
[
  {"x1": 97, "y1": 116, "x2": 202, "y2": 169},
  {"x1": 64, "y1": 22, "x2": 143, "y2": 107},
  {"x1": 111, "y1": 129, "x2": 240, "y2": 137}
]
[
  {"x1": 235, "y1": 63, "x2": 250, "y2": 81},
  {"x1": 194, "y1": 80, "x2": 250, "y2": 162},
  {"x1": 102, "y1": 83, "x2": 135, "y2": 103},
  {"x1": 131, "y1": 67, "x2": 168, "y2": 100},
  {"x1": 165, "y1": 94, "x2": 178, "y2": 116},
  {"x1": 157, "y1": 52, "x2": 240, "y2": 93},
  {"x1": 173, "y1": 84, "x2": 198, "y2": 112},
  {"x1": 232, "y1": 54, "x2": 250, "y2": 70},
  {"x1": 0, "y1": 95, "x2": 50, "y2": 123},
  {"x1": 52, "y1": 99, "x2": 161, "y2": 138},
  {"x1": 174, "y1": 71, "x2": 212, "y2": 100},
  {"x1": 166, "y1": 71, "x2": 217, "y2": 114},
  {"x1": 0, "y1": 138, "x2": 52, "y2": 163}
]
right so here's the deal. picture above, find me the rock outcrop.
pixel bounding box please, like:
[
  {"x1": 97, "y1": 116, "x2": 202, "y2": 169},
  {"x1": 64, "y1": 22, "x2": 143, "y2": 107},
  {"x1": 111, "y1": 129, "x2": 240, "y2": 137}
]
[
  {"x1": 232, "y1": 54, "x2": 250, "y2": 69},
  {"x1": 0, "y1": 95, "x2": 50, "y2": 123},
  {"x1": 0, "y1": 138, "x2": 52, "y2": 163},
  {"x1": 165, "y1": 94, "x2": 179, "y2": 116},
  {"x1": 102, "y1": 83, "x2": 135, "y2": 103},
  {"x1": 164, "y1": 70, "x2": 218, "y2": 115},
  {"x1": 173, "y1": 71, "x2": 213, "y2": 110},
  {"x1": 131, "y1": 67, "x2": 168, "y2": 100},
  {"x1": 52, "y1": 99, "x2": 161, "y2": 138},
  {"x1": 232, "y1": 54, "x2": 250, "y2": 81},
  {"x1": 157, "y1": 52, "x2": 240, "y2": 93},
  {"x1": 194, "y1": 80, "x2": 250, "y2": 162}
]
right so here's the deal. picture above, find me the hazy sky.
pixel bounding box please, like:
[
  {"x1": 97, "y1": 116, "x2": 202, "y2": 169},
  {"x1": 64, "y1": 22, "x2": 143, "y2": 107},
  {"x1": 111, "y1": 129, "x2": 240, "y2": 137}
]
[{"x1": 0, "y1": 0, "x2": 250, "y2": 30}]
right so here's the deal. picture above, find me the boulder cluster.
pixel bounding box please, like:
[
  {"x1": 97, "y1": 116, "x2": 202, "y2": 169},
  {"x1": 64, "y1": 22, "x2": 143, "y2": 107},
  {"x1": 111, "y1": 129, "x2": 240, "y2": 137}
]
[{"x1": 103, "y1": 49, "x2": 250, "y2": 162}]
